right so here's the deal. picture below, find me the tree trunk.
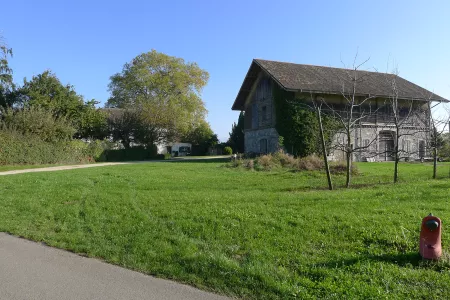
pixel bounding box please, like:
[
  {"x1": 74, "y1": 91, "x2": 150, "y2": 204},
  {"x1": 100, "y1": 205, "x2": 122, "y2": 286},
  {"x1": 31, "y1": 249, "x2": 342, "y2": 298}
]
[
  {"x1": 346, "y1": 150, "x2": 352, "y2": 188},
  {"x1": 394, "y1": 156, "x2": 399, "y2": 183},
  {"x1": 394, "y1": 139, "x2": 399, "y2": 183},
  {"x1": 316, "y1": 106, "x2": 333, "y2": 190},
  {"x1": 433, "y1": 146, "x2": 437, "y2": 179}
]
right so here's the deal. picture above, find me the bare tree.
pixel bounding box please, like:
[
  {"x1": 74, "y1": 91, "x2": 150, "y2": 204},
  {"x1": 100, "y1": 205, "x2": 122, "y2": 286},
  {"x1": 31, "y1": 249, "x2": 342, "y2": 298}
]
[
  {"x1": 326, "y1": 56, "x2": 379, "y2": 188},
  {"x1": 384, "y1": 68, "x2": 425, "y2": 183},
  {"x1": 311, "y1": 96, "x2": 333, "y2": 190},
  {"x1": 427, "y1": 101, "x2": 450, "y2": 179}
]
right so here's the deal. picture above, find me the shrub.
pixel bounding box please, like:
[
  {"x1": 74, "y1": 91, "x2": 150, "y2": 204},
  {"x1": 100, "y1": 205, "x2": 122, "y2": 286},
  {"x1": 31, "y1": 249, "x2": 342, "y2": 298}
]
[
  {"x1": 244, "y1": 159, "x2": 254, "y2": 170},
  {"x1": 0, "y1": 129, "x2": 90, "y2": 165},
  {"x1": 1, "y1": 106, "x2": 76, "y2": 142},
  {"x1": 83, "y1": 140, "x2": 112, "y2": 162},
  {"x1": 103, "y1": 146, "x2": 160, "y2": 162},
  {"x1": 329, "y1": 161, "x2": 359, "y2": 175},
  {"x1": 296, "y1": 155, "x2": 324, "y2": 171},
  {"x1": 256, "y1": 154, "x2": 277, "y2": 171},
  {"x1": 272, "y1": 150, "x2": 297, "y2": 168},
  {"x1": 223, "y1": 146, "x2": 233, "y2": 155},
  {"x1": 225, "y1": 151, "x2": 359, "y2": 178}
]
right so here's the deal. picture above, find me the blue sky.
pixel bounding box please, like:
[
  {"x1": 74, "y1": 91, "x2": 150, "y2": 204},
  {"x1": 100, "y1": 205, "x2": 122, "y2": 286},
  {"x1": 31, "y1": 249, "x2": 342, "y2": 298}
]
[{"x1": 2, "y1": 0, "x2": 450, "y2": 141}]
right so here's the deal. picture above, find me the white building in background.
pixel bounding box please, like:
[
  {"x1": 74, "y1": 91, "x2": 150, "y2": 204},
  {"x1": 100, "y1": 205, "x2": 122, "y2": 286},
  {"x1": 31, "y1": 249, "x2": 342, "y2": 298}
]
[{"x1": 157, "y1": 143, "x2": 192, "y2": 157}]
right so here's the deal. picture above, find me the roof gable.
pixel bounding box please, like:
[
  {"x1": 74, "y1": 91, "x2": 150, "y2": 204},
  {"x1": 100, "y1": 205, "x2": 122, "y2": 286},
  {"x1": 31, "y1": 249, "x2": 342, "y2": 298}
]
[{"x1": 232, "y1": 59, "x2": 447, "y2": 111}]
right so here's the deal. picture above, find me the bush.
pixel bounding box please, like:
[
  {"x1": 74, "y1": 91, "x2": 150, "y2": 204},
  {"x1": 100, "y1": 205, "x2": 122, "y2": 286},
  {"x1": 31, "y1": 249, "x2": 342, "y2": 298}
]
[
  {"x1": 0, "y1": 129, "x2": 90, "y2": 165},
  {"x1": 223, "y1": 146, "x2": 233, "y2": 155},
  {"x1": 296, "y1": 155, "x2": 324, "y2": 171},
  {"x1": 329, "y1": 161, "x2": 359, "y2": 175},
  {"x1": 103, "y1": 145, "x2": 159, "y2": 162},
  {"x1": 226, "y1": 150, "x2": 359, "y2": 176},
  {"x1": 1, "y1": 106, "x2": 76, "y2": 142}
]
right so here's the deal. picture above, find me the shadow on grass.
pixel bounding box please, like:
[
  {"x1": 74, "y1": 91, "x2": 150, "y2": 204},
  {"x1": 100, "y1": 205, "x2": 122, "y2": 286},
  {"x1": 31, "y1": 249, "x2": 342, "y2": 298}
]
[{"x1": 323, "y1": 252, "x2": 450, "y2": 271}]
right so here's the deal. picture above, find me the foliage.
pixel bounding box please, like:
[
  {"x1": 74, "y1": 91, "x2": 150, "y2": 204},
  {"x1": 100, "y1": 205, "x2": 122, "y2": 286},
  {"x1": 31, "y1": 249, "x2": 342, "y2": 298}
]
[
  {"x1": 106, "y1": 108, "x2": 158, "y2": 149},
  {"x1": 273, "y1": 85, "x2": 337, "y2": 157},
  {"x1": 0, "y1": 128, "x2": 89, "y2": 165},
  {"x1": 0, "y1": 39, "x2": 14, "y2": 109},
  {"x1": 76, "y1": 100, "x2": 109, "y2": 140},
  {"x1": 1, "y1": 162, "x2": 450, "y2": 299},
  {"x1": 0, "y1": 40, "x2": 13, "y2": 86},
  {"x1": 438, "y1": 133, "x2": 450, "y2": 160},
  {"x1": 1, "y1": 106, "x2": 76, "y2": 142},
  {"x1": 227, "y1": 111, "x2": 245, "y2": 153},
  {"x1": 13, "y1": 71, "x2": 107, "y2": 139},
  {"x1": 223, "y1": 146, "x2": 233, "y2": 155},
  {"x1": 182, "y1": 120, "x2": 218, "y2": 155},
  {"x1": 103, "y1": 146, "x2": 160, "y2": 162},
  {"x1": 229, "y1": 150, "x2": 358, "y2": 175},
  {"x1": 106, "y1": 50, "x2": 209, "y2": 144}
]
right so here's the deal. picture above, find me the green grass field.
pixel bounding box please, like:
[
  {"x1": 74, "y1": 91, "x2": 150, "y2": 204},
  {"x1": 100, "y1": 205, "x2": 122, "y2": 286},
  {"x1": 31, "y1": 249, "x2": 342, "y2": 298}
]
[{"x1": 1, "y1": 161, "x2": 450, "y2": 299}]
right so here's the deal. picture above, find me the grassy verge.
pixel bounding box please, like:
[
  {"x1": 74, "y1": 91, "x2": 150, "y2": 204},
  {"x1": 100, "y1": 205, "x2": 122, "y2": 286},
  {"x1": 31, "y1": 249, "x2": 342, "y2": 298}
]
[{"x1": 1, "y1": 161, "x2": 450, "y2": 299}]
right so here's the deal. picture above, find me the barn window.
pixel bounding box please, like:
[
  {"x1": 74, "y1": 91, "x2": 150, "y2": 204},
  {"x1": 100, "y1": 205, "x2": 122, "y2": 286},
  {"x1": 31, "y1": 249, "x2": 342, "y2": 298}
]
[
  {"x1": 262, "y1": 106, "x2": 267, "y2": 121},
  {"x1": 260, "y1": 139, "x2": 268, "y2": 154}
]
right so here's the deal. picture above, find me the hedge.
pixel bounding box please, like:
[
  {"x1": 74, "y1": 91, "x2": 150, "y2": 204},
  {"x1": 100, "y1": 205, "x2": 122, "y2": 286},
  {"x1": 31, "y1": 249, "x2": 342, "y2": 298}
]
[{"x1": 0, "y1": 129, "x2": 91, "y2": 165}]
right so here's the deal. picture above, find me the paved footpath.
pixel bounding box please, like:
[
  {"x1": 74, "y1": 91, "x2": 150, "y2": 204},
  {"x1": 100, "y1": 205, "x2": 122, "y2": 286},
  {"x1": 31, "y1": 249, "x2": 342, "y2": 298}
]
[
  {"x1": 0, "y1": 233, "x2": 230, "y2": 300},
  {"x1": 0, "y1": 162, "x2": 130, "y2": 176},
  {"x1": 0, "y1": 157, "x2": 230, "y2": 176}
]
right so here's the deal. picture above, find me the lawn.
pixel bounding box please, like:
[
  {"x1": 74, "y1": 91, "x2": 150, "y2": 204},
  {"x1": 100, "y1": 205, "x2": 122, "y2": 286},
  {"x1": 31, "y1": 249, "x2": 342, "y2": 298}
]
[{"x1": 1, "y1": 161, "x2": 450, "y2": 299}]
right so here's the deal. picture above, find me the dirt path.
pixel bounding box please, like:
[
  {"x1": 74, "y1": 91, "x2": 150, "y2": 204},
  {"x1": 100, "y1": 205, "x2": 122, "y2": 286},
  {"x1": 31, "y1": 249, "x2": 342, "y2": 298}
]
[
  {"x1": 0, "y1": 156, "x2": 230, "y2": 176},
  {"x1": 0, "y1": 162, "x2": 130, "y2": 176}
]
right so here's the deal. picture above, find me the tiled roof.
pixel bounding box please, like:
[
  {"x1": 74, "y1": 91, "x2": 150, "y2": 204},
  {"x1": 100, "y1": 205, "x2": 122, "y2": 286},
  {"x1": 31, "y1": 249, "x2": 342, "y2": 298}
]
[{"x1": 232, "y1": 59, "x2": 447, "y2": 110}]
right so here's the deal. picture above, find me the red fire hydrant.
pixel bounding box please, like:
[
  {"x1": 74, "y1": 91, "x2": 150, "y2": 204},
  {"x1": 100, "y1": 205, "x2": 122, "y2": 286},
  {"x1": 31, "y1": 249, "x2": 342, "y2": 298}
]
[{"x1": 419, "y1": 213, "x2": 442, "y2": 260}]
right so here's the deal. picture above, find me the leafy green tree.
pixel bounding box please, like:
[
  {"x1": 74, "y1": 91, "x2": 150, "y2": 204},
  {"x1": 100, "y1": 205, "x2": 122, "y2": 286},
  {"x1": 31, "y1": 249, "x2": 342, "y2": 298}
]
[
  {"x1": 0, "y1": 39, "x2": 12, "y2": 85},
  {"x1": 438, "y1": 133, "x2": 450, "y2": 160},
  {"x1": 228, "y1": 111, "x2": 245, "y2": 153},
  {"x1": 106, "y1": 50, "x2": 209, "y2": 145},
  {"x1": 76, "y1": 100, "x2": 108, "y2": 140},
  {"x1": 0, "y1": 38, "x2": 15, "y2": 109},
  {"x1": 106, "y1": 109, "x2": 142, "y2": 149},
  {"x1": 1, "y1": 106, "x2": 76, "y2": 142},
  {"x1": 16, "y1": 71, "x2": 106, "y2": 139},
  {"x1": 182, "y1": 120, "x2": 218, "y2": 155}
]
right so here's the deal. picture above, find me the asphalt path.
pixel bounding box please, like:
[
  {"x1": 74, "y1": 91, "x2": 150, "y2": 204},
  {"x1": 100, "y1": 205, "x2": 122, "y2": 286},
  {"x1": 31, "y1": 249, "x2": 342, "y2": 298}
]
[{"x1": 0, "y1": 233, "x2": 230, "y2": 300}]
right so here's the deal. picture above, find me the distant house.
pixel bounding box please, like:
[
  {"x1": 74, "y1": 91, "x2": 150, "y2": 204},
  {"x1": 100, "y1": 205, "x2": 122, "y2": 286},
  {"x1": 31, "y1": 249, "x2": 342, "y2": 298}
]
[
  {"x1": 157, "y1": 142, "x2": 191, "y2": 157},
  {"x1": 231, "y1": 59, "x2": 448, "y2": 161}
]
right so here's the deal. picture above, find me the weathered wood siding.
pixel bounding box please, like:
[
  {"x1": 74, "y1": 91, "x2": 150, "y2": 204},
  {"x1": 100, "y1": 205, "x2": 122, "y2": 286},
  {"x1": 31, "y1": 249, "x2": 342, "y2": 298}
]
[{"x1": 243, "y1": 74, "x2": 279, "y2": 153}]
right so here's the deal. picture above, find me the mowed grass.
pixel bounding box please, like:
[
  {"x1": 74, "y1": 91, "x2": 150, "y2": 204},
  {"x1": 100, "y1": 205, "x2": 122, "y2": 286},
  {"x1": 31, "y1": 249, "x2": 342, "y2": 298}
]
[{"x1": 1, "y1": 161, "x2": 450, "y2": 299}]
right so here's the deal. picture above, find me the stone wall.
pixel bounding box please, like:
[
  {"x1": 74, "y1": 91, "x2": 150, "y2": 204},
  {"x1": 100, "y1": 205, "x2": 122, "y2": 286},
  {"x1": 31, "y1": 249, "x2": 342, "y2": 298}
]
[
  {"x1": 331, "y1": 126, "x2": 429, "y2": 162},
  {"x1": 244, "y1": 128, "x2": 279, "y2": 154}
]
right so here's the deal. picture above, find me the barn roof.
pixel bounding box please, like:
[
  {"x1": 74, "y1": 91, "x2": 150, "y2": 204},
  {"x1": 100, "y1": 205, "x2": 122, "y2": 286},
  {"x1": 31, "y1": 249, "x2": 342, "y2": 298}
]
[{"x1": 232, "y1": 59, "x2": 448, "y2": 111}]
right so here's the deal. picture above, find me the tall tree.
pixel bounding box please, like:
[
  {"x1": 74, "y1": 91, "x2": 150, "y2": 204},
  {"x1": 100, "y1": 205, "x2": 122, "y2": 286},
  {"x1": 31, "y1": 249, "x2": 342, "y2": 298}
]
[
  {"x1": 182, "y1": 119, "x2": 218, "y2": 155},
  {"x1": 0, "y1": 36, "x2": 14, "y2": 109},
  {"x1": 106, "y1": 50, "x2": 209, "y2": 146},
  {"x1": 16, "y1": 71, "x2": 106, "y2": 139},
  {"x1": 228, "y1": 111, "x2": 245, "y2": 153}
]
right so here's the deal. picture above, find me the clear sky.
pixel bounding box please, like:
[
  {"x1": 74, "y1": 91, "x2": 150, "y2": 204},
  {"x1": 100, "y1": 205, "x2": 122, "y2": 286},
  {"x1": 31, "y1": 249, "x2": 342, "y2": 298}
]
[{"x1": 2, "y1": 0, "x2": 450, "y2": 141}]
